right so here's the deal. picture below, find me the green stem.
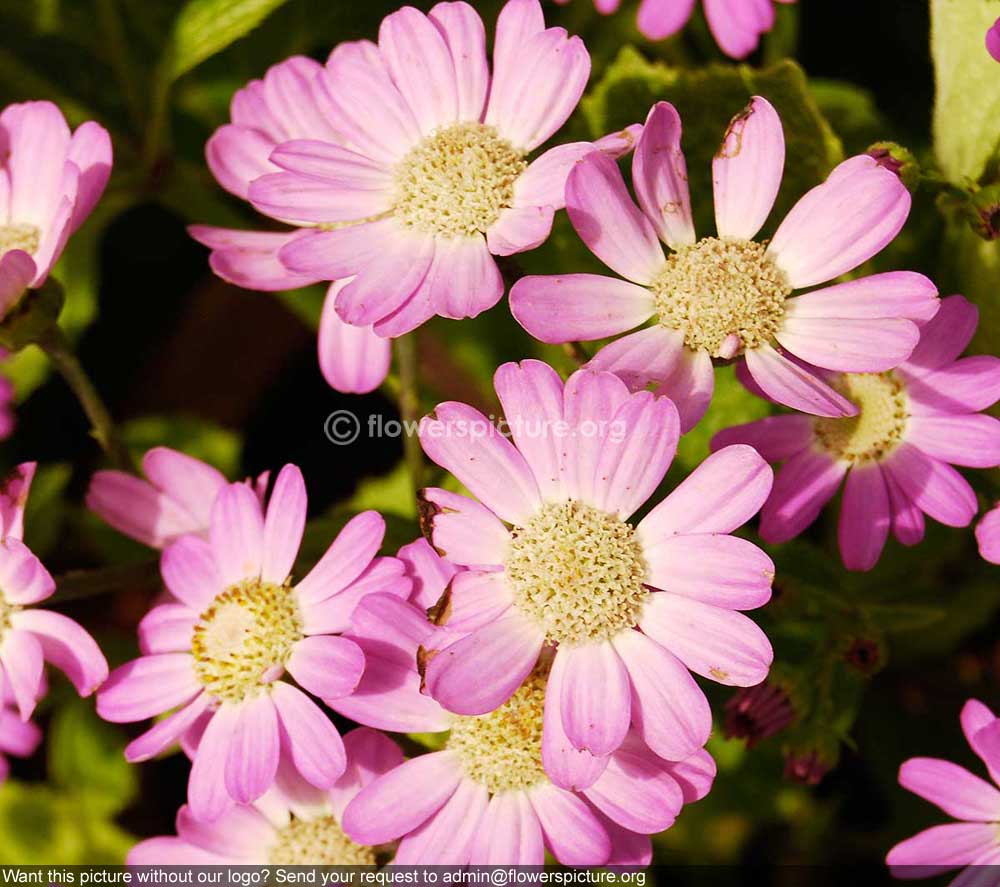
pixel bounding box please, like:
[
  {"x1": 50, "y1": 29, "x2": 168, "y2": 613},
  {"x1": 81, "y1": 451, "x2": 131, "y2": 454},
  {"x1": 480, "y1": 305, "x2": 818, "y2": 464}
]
[
  {"x1": 394, "y1": 332, "x2": 425, "y2": 497},
  {"x1": 49, "y1": 561, "x2": 160, "y2": 605},
  {"x1": 96, "y1": 0, "x2": 145, "y2": 132},
  {"x1": 37, "y1": 326, "x2": 132, "y2": 471}
]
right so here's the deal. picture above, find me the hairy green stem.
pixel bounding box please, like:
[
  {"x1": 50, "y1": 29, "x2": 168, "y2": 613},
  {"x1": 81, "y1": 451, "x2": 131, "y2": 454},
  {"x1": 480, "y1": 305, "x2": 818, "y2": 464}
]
[{"x1": 394, "y1": 333, "x2": 425, "y2": 497}]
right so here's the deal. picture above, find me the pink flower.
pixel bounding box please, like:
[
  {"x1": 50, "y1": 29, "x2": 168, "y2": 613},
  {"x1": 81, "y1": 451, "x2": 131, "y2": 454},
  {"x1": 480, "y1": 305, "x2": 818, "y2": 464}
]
[
  {"x1": 0, "y1": 101, "x2": 111, "y2": 316},
  {"x1": 558, "y1": 0, "x2": 796, "y2": 58},
  {"x1": 714, "y1": 295, "x2": 1000, "y2": 571},
  {"x1": 97, "y1": 465, "x2": 411, "y2": 821},
  {"x1": 87, "y1": 446, "x2": 268, "y2": 549},
  {"x1": 0, "y1": 675, "x2": 42, "y2": 783},
  {"x1": 511, "y1": 99, "x2": 938, "y2": 432},
  {"x1": 257, "y1": 0, "x2": 599, "y2": 339},
  {"x1": 128, "y1": 728, "x2": 402, "y2": 865},
  {"x1": 189, "y1": 57, "x2": 392, "y2": 395},
  {"x1": 414, "y1": 359, "x2": 775, "y2": 770},
  {"x1": 887, "y1": 699, "x2": 1000, "y2": 876},
  {"x1": 0, "y1": 462, "x2": 108, "y2": 721},
  {"x1": 988, "y1": 17, "x2": 1000, "y2": 63},
  {"x1": 976, "y1": 505, "x2": 1000, "y2": 565}
]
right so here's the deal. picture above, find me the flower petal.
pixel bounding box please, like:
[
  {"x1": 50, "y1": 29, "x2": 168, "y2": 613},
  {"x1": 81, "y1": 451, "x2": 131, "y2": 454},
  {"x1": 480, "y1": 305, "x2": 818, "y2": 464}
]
[
  {"x1": 584, "y1": 325, "x2": 686, "y2": 392},
  {"x1": 906, "y1": 415, "x2": 1000, "y2": 469},
  {"x1": 210, "y1": 483, "x2": 265, "y2": 586},
  {"x1": 584, "y1": 742, "x2": 684, "y2": 834},
  {"x1": 0, "y1": 629, "x2": 43, "y2": 719},
  {"x1": 224, "y1": 692, "x2": 280, "y2": 804},
  {"x1": 125, "y1": 694, "x2": 210, "y2": 763},
  {"x1": 429, "y1": 1, "x2": 489, "y2": 121},
  {"x1": 188, "y1": 704, "x2": 240, "y2": 821},
  {"x1": 393, "y1": 777, "x2": 488, "y2": 865},
  {"x1": 11, "y1": 609, "x2": 108, "y2": 698},
  {"x1": 271, "y1": 681, "x2": 346, "y2": 788},
  {"x1": 633, "y1": 102, "x2": 696, "y2": 248},
  {"x1": 760, "y1": 448, "x2": 846, "y2": 544},
  {"x1": 470, "y1": 792, "x2": 545, "y2": 865},
  {"x1": 784, "y1": 271, "x2": 939, "y2": 323},
  {"x1": 161, "y1": 535, "x2": 221, "y2": 612},
  {"x1": 887, "y1": 823, "x2": 1000, "y2": 876},
  {"x1": 96, "y1": 653, "x2": 200, "y2": 723},
  {"x1": 744, "y1": 343, "x2": 858, "y2": 417},
  {"x1": 882, "y1": 443, "x2": 978, "y2": 528},
  {"x1": 287, "y1": 635, "x2": 365, "y2": 701},
  {"x1": 295, "y1": 511, "x2": 385, "y2": 605},
  {"x1": 900, "y1": 757, "x2": 1000, "y2": 821},
  {"x1": 710, "y1": 415, "x2": 815, "y2": 462},
  {"x1": 528, "y1": 783, "x2": 611, "y2": 866},
  {"x1": 776, "y1": 315, "x2": 919, "y2": 373},
  {"x1": 838, "y1": 464, "x2": 890, "y2": 571},
  {"x1": 420, "y1": 488, "x2": 510, "y2": 568},
  {"x1": 559, "y1": 641, "x2": 631, "y2": 757}
]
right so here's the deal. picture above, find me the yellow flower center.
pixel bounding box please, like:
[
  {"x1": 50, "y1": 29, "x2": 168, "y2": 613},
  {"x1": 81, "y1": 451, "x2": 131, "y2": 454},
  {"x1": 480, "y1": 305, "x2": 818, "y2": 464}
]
[
  {"x1": 0, "y1": 224, "x2": 40, "y2": 255},
  {"x1": 506, "y1": 500, "x2": 648, "y2": 645},
  {"x1": 191, "y1": 579, "x2": 303, "y2": 704},
  {"x1": 447, "y1": 672, "x2": 548, "y2": 794},
  {"x1": 267, "y1": 815, "x2": 376, "y2": 865},
  {"x1": 813, "y1": 372, "x2": 909, "y2": 464},
  {"x1": 653, "y1": 236, "x2": 791, "y2": 358},
  {"x1": 394, "y1": 122, "x2": 526, "y2": 237}
]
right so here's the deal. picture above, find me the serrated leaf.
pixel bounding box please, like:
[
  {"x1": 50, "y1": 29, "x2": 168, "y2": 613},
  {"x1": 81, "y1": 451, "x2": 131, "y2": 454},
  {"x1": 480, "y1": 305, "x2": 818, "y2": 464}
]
[{"x1": 932, "y1": 0, "x2": 1000, "y2": 183}]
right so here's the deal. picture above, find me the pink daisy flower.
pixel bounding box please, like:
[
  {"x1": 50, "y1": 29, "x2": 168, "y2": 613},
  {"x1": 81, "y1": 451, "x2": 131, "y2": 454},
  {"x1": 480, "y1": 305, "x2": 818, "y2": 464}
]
[
  {"x1": 0, "y1": 101, "x2": 111, "y2": 316},
  {"x1": 415, "y1": 359, "x2": 775, "y2": 770},
  {"x1": 557, "y1": 0, "x2": 796, "y2": 58},
  {"x1": 713, "y1": 295, "x2": 1000, "y2": 571},
  {"x1": 887, "y1": 699, "x2": 1000, "y2": 877},
  {"x1": 189, "y1": 57, "x2": 392, "y2": 395},
  {"x1": 254, "y1": 0, "x2": 599, "y2": 339},
  {"x1": 97, "y1": 465, "x2": 411, "y2": 821},
  {"x1": 129, "y1": 728, "x2": 402, "y2": 865},
  {"x1": 511, "y1": 99, "x2": 938, "y2": 432},
  {"x1": 988, "y1": 17, "x2": 1000, "y2": 63},
  {"x1": 0, "y1": 675, "x2": 42, "y2": 783},
  {"x1": 0, "y1": 462, "x2": 108, "y2": 721},
  {"x1": 976, "y1": 505, "x2": 1000, "y2": 565},
  {"x1": 87, "y1": 446, "x2": 269, "y2": 549}
]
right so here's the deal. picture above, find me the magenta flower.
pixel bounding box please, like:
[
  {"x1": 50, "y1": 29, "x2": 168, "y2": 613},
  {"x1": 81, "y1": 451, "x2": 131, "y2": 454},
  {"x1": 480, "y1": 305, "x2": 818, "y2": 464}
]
[
  {"x1": 0, "y1": 675, "x2": 42, "y2": 783},
  {"x1": 97, "y1": 465, "x2": 411, "y2": 821},
  {"x1": 714, "y1": 295, "x2": 1000, "y2": 571},
  {"x1": 557, "y1": 0, "x2": 796, "y2": 58},
  {"x1": 0, "y1": 462, "x2": 108, "y2": 721},
  {"x1": 987, "y1": 17, "x2": 1000, "y2": 63},
  {"x1": 0, "y1": 101, "x2": 111, "y2": 315},
  {"x1": 129, "y1": 728, "x2": 402, "y2": 864},
  {"x1": 87, "y1": 446, "x2": 268, "y2": 549},
  {"x1": 415, "y1": 359, "x2": 774, "y2": 771},
  {"x1": 511, "y1": 99, "x2": 938, "y2": 431},
  {"x1": 976, "y1": 505, "x2": 1000, "y2": 565},
  {"x1": 256, "y1": 0, "x2": 598, "y2": 339},
  {"x1": 189, "y1": 56, "x2": 392, "y2": 395},
  {"x1": 887, "y1": 699, "x2": 1000, "y2": 876}
]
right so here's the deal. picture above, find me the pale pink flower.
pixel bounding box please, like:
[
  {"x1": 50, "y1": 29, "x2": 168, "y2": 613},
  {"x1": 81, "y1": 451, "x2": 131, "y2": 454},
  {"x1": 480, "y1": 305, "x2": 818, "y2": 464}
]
[
  {"x1": 887, "y1": 699, "x2": 1000, "y2": 877},
  {"x1": 0, "y1": 675, "x2": 42, "y2": 783},
  {"x1": 414, "y1": 359, "x2": 774, "y2": 773},
  {"x1": 87, "y1": 446, "x2": 268, "y2": 549},
  {"x1": 976, "y1": 505, "x2": 1000, "y2": 565},
  {"x1": 97, "y1": 465, "x2": 411, "y2": 821},
  {"x1": 129, "y1": 728, "x2": 402, "y2": 864},
  {"x1": 256, "y1": 0, "x2": 602, "y2": 339},
  {"x1": 511, "y1": 99, "x2": 938, "y2": 431},
  {"x1": 714, "y1": 296, "x2": 1000, "y2": 571},
  {"x1": 0, "y1": 463, "x2": 108, "y2": 721},
  {"x1": 0, "y1": 101, "x2": 111, "y2": 315},
  {"x1": 988, "y1": 17, "x2": 1000, "y2": 63},
  {"x1": 557, "y1": 0, "x2": 796, "y2": 59},
  {"x1": 189, "y1": 57, "x2": 392, "y2": 395}
]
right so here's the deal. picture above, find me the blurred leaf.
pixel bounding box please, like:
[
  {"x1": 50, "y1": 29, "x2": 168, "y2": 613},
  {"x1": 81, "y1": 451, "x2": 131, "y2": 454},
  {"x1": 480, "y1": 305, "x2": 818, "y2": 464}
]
[
  {"x1": 121, "y1": 414, "x2": 243, "y2": 475},
  {"x1": 347, "y1": 461, "x2": 417, "y2": 520},
  {"x1": 810, "y1": 78, "x2": 888, "y2": 155},
  {"x1": 931, "y1": 0, "x2": 1000, "y2": 183},
  {"x1": 866, "y1": 604, "x2": 946, "y2": 633},
  {"x1": 22, "y1": 462, "x2": 71, "y2": 559}
]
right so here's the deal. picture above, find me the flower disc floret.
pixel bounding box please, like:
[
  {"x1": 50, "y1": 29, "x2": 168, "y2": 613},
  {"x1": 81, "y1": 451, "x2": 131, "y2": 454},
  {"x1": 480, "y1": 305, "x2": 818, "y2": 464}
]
[
  {"x1": 191, "y1": 578, "x2": 303, "y2": 704},
  {"x1": 813, "y1": 372, "x2": 908, "y2": 464},
  {"x1": 267, "y1": 816, "x2": 376, "y2": 865},
  {"x1": 0, "y1": 223, "x2": 40, "y2": 255},
  {"x1": 506, "y1": 500, "x2": 648, "y2": 645}
]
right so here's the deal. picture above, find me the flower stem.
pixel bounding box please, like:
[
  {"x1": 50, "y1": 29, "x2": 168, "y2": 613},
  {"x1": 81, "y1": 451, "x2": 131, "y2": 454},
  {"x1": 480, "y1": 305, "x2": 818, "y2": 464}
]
[
  {"x1": 394, "y1": 332, "x2": 425, "y2": 498},
  {"x1": 37, "y1": 325, "x2": 132, "y2": 471}
]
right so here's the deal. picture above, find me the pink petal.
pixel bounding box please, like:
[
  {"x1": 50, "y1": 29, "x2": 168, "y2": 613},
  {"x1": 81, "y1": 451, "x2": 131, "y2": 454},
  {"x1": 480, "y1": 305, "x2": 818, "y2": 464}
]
[
  {"x1": 760, "y1": 448, "x2": 846, "y2": 544},
  {"x1": 424, "y1": 612, "x2": 545, "y2": 715},
  {"x1": 906, "y1": 357, "x2": 1000, "y2": 417},
  {"x1": 962, "y1": 699, "x2": 1000, "y2": 783},
  {"x1": 665, "y1": 746, "x2": 717, "y2": 803},
  {"x1": 271, "y1": 681, "x2": 346, "y2": 788},
  {"x1": 261, "y1": 464, "x2": 306, "y2": 584},
  {"x1": 745, "y1": 343, "x2": 858, "y2": 417},
  {"x1": 907, "y1": 415, "x2": 1000, "y2": 468},
  {"x1": 838, "y1": 464, "x2": 890, "y2": 571},
  {"x1": 0, "y1": 708, "x2": 41, "y2": 756},
  {"x1": 294, "y1": 510, "x2": 384, "y2": 604},
  {"x1": 287, "y1": 635, "x2": 364, "y2": 701},
  {"x1": 566, "y1": 152, "x2": 666, "y2": 285},
  {"x1": 900, "y1": 757, "x2": 1000, "y2": 821},
  {"x1": 205, "y1": 124, "x2": 274, "y2": 200},
  {"x1": 318, "y1": 290, "x2": 386, "y2": 392},
  {"x1": 125, "y1": 694, "x2": 210, "y2": 762},
  {"x1": 710, "y1": 414, "x2": 814, "y2": 462},
  {"x1": 1, "y1": 101, "x2": 71, "y2": 229},
  {"x1": 397, "y1": 537, "x2": 455, "y2": 609},
  {"x1": 141, "y1": 447, "x2": 227, "y2": 530},
  {"x1": 902, "y1": 295, "x2": 979, "y2": 376},
  {"x1": 248, "y1": 168, "x2": 392, "y2": 225},
  {"x1": 653, "y1": 342, "x2": 715, "y2": 432},
  {"x1": 429, "y1": 1, "x2": 489, "y2": 120},
  {"x1": 559, "y1": 641, "x2": 631, "y2": 756},
  {"x1": 784, "y1": 271, "x2": 939, "y2": 323},
  {"x1": 229, "y1": 55, "x2": 331, "y2": 144},
  {"x1": 528, "y1": 783, "x2": 611, "y2": 866},
  {"x1": 210, "y1": 482, "x2": 265, "y2": 586},
  {"x1": 612, "y1": 629, "x2": 712, "y2": 760},
  {"x1": 160, "y1": 535, "x2": 221, "y2": 612},
  {"x1": 882, "y1": 443, "x2": 978, "y2": 528},
  {"x1": 0, "y1": 538, "x2": 54, "y2": 605},
  {"x1": 633, "y1": 102, "x2": 696, "y2": 248},
  {"x1": 584, "y1": 742, "x2": 684, "y2": 834},
  {"x1": 513, "y1": 142, "x2": 595, "y2": 210},
  {"x1": 127, "y1": 837, "x2": 229, "y2": 866},
  {"x1": 885, "y1": 468, "x2": 925, "y2": 547},
  {"x1": 977, "y1": 507, "x2": 1000, "y2": 566},
  {"x1": 470, "y1": 793, "x2": 545, "y2": 865},
  {"x1": 341, "y1": 750, "x2": 462, "y2": 845},
  {"x1": 510, "y1": 273, "x2": 654, "y2": 344},
  {"x1": 0, "y1": 629, "x2": 43, "y2": 719},
  {"x1": 419, "y1": 401, "x2": 542, "y2": 524},
  {"x1": 420, "y1": 488, "x2": 510, "y2": 568},
  {"x1": 441, "y1": 570, "x2": 513, "y2": 633},
  {"x1": 370, "y1": 240, "x2": 448, "y2": 337},
  {"x1": 486, "y1": 204, "x2": 555, "y2": 256},
  {"x1": 326, "y1": 726, "x2": 405, "y2": 818},
  {"x1": 776, "y1": 315, "x2": 919, "y2": 373},
  {"x1": 11, "y1": 609, "x2": 108, "y2": 698},
  {"x1": 0, "y1": 462, "x2": 35, "y2": 542},
  {"x1": 888, "y1": 822, "x2": 996, "y2": 875},
  {"x1": 636, "y1": 0, "x2": 696, "y2": 39},
  {"x1": 492, "y1": 0, "x2": 545, "y2": 79},
  {"x1": 299, "y1": 556, "x2": 410, "y2": 635},
  {"x1": 393, "y1": 777, "x2": 488, "y2": 865},
  {"x1": 225, "y1": 692, "x2": 280, "y2": 804},
  {"x1": 703, "y1": 0, "x2": 774, "y2": 58},
  {"x1": 638, "y1": 444, "x2": 773, "y2": 540},
  {"x1": 430, "y1": 236, "x2": 504, "y2": 320},
  {"x1": 96, "y1": 653, "x2": 199, "y2": 723},
  {"x1": 67, "y1": 120, "x2": 112, "y2": 233},
  {"x1": 713, "y1": 97, "x2": 784, "y2": 240},
  {"x1": 176, "y1": 802, "x2": 274, "y2": 859},
  {"x1": 86, "y1": 470, "x2": 198, "y2": 549},
  {"x1": 767, "y1": 155, "x2": 911, "y2": 288},
  {"x1": 188, "y1": 704, "x2": 240, "y2": 821},
  {"x1": 585, "y1": 325, "x2": 686, "y2": 392},
  {"x1": 0, "y1": 250, "x2": 35, "y2": 317},
  {"x1": 268, "y1": 138, "x2": 392, "y2": 186},
  {"x1": 642, "y1": 535, "x2": 775, "y2": 610}
]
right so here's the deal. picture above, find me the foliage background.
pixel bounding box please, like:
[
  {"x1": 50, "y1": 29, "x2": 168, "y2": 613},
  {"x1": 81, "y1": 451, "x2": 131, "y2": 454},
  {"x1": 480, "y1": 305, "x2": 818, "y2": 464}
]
[{"x1": 0, "y1": 0, "x2": 998, "y2": 878}]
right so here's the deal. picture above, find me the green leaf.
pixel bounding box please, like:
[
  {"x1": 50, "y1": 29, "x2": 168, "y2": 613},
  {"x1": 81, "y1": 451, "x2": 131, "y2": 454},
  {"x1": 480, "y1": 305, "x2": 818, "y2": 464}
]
[
  {"x1": 121, "y1": 414, "x2": 243, "y2": 475},
  {"x1": 931, "y1": 0, "x2": 1000, "y2": 183}
]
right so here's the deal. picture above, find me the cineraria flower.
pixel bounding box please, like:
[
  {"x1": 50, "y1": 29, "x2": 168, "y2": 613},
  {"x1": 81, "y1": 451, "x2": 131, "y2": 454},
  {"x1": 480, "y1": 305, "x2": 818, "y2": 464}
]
[
  {"x1": 416, "y1": 359, "x2": 775, "y2": 768},
  {"x1": 988, "y1": 17, "x2": 1000, "y2": 63},
  {"x1": 342, "y1": 664, "x2": 716, "y2": 865},
  {"x1": 887, "y1": 699, "x2": 1000, "y2": 876},
  {"x1": 189, "y1": 57, "x2": 393, "y2": 395},
  {"x1": 255, "y1": 0, "x2": 598, "y2": 338},
  {"x1": 0, "y1": 462, "x2": 108, "y2": 720},
  {"x1": 0, "y1": 101, "x2": 111, "y2": 315},
  {"x1": 129, "y1": 728, "x2": 401, "y2": 865},
  {"x1": 555, "y1": 0, "x2": 796, "y2": 58},
  {"x1": 97, "y1": 465, "x2": 411, "y2": 821},
  {"x1": 976, "y1": 505, "x2": 1000, "y2": 565},
  {"x1": 0, "y1": 675, "x2": 42, "y2": 782},
  {"x1": 87, "y1": 446, "x2": 268, "y2": 549},
  {"x1": 511, "y1": 99, "x2": 938, "y2": 431},
  {"x1": 713, "y1": 296, "x2": 1000, "y2": 571}
]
